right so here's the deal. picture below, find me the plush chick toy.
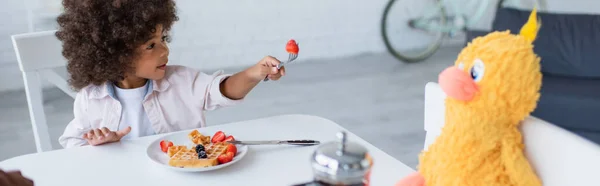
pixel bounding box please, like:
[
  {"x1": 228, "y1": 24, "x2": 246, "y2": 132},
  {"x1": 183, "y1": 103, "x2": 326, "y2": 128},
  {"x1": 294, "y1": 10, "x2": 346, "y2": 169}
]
[{"x1": 396, "y1": 8, "x2": 543, "y2": 186}]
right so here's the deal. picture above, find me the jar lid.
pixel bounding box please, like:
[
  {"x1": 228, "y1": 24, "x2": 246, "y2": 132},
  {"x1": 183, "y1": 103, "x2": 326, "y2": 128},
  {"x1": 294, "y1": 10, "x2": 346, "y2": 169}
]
[{"x1": 311, "y1": 131, "x2": 372, "y2": 184}]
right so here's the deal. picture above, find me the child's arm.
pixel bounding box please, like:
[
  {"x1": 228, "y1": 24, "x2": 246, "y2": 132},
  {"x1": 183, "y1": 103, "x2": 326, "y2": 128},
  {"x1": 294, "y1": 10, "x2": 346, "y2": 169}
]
[
  {"x1": 58, "y1": 92, "x2": 90, "y2": 148},
  {"x1": 199, "y1": 56, "x2": 283, "y2": 110},
  {"x1": 218, "y1": 70, "x2": 261, "y2": 100},
  {"x1": 220, "y1": 56, "x2": 283, "y2": 100}
]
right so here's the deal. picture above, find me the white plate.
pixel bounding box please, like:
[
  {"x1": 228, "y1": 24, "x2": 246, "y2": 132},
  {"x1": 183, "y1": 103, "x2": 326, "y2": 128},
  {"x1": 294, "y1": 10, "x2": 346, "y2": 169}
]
[{"x1": 146, "y1": 129, "x2": 249, "y2": 172}]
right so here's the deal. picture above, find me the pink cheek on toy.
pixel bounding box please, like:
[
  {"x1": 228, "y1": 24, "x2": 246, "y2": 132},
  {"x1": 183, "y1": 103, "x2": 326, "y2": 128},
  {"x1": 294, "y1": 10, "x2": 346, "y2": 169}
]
[{"x1": 438, "y1": 66, "x2": 479, "y2": 101}]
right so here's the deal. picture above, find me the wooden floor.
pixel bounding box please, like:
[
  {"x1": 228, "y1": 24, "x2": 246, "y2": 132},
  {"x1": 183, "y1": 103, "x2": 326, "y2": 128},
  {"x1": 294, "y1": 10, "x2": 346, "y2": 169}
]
[{"x1": 0, "y1": 47, "x2": 460, "y2": 168}]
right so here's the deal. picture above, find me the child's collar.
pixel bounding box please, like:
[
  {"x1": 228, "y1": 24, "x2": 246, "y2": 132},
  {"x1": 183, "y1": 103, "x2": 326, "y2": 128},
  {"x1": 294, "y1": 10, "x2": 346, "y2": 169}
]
[{"x1": 89, "y1": 78, "x2": 170, "y2": 100}]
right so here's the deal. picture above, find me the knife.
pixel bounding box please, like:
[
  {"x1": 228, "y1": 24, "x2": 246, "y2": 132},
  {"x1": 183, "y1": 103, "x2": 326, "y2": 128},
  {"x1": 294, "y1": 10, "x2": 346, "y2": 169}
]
[{"x1": 228, "y1": 140, "x2": 320, "y2": 146}]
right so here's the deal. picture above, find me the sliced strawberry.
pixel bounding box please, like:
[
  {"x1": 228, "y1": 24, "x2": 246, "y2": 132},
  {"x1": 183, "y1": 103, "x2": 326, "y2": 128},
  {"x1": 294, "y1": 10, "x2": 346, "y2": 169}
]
[
  {"x1": 217, "y1": 154, "x2": 227, "y2": 164},
  {"x1": 217, "y1": 152, "x2": 234, "y2": 164},
  {"x1": 211, "y1": 131, "x2": 226, "y2": 143},
  {"x1": 159, "y1": 140, "x2": 173, "y2": 153},
  {"x1": 160, "y1": 140, "x2": 167, "y2": 152},
  {"x1": 226, "y1": 143, "x2": 237, "y2": 156},
  {"x1": 224, "y1": 135, "x2": 235, "y2": 142}
]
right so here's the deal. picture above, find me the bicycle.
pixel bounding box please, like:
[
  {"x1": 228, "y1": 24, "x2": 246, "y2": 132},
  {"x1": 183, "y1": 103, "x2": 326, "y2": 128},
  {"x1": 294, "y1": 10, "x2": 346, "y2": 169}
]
[{"x1": 380, "y1": 0, "x2": 544, "y2": 63}]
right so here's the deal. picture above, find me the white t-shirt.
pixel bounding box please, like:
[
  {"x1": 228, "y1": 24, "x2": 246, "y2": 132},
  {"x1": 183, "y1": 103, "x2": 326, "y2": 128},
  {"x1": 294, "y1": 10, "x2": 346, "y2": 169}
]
[{"x1": 113, "y1": 82, "x2": 154, "y2": 139}]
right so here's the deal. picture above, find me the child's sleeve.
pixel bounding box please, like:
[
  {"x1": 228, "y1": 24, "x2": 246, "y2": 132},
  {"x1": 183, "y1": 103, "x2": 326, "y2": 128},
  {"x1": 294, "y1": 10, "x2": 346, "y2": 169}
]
[
  {"x1": 58, "y1": 91, "x2": 90, "y2": 148},
  {"x1": 193, "y1": 70, "x2": 244, "y2": 111}
]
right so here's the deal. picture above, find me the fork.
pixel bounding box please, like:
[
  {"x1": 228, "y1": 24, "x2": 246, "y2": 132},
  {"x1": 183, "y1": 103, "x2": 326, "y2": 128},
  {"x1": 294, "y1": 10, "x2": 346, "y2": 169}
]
[{"x1": 263, "y1": 52, "x2": 298, "y2": 82}]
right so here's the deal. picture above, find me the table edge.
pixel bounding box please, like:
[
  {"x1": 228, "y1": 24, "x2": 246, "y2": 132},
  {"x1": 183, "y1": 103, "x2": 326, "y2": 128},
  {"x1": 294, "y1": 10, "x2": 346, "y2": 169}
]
[
  {"x1": 1, "y1": 114, "x2": 413, "y2": 173},
  {"x1": 0, "y1": 114, "x2": 333, "y2": 163}
]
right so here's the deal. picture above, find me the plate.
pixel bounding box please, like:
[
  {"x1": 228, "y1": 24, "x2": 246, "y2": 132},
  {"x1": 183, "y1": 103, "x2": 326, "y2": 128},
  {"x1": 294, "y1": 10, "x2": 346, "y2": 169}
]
[{"x1": 146, "y1": 129, "x2": 249, "y2": 172}]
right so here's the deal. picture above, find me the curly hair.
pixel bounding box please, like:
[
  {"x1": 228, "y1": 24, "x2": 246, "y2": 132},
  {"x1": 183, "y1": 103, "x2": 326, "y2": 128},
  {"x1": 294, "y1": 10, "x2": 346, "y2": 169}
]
[{"x1": 56, "y1": 0, "x2": 178, "y2": 90}]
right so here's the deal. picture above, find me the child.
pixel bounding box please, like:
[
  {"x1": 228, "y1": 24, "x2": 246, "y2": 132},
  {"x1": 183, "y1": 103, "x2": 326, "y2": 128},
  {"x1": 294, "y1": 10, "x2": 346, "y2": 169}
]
[{"x1": 56, "y1": 0, "x2": 285, "y2": 148}]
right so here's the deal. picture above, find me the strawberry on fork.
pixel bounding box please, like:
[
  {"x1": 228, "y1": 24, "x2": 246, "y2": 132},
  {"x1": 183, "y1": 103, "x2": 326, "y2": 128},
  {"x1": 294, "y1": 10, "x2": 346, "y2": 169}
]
[{"x1": 263, "y1": 39, "x2": 299, "y2": 82}]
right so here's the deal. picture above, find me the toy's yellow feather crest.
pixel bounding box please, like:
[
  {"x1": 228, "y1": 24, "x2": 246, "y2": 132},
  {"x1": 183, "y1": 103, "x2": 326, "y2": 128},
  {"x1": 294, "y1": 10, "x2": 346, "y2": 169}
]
[{"x1": 519, "y1": 7, "x2": 541, "y2": 42}]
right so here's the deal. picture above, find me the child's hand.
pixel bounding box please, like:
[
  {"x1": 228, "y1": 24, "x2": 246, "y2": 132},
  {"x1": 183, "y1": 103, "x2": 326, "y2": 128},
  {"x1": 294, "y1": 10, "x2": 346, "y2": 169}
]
[
  {"x1": 82, "y1": 127, "x2": 131, "y2": 146},
  {"x1": 250, "y1": 56, "x2": 286, "y2": 81},
  {"x1": 219, "y1": 56, "x2": 286, "y2": 99}
]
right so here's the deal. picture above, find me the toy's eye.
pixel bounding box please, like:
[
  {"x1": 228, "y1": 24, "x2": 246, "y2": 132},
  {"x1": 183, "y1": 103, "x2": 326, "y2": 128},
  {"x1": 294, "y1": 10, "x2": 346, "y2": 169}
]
[
  {"x1": 470, "y1": 59, "x2": 485, "y2": 82},
  {"x1": 458, "y1": 62, "x2": 465, "y2": 70}
]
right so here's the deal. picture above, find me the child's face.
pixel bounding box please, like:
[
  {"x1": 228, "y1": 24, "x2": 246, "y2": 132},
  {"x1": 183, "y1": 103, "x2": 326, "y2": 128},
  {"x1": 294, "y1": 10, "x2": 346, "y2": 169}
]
[{"x1": 133, "y1": 24, "x2": 170, "y2": 81}]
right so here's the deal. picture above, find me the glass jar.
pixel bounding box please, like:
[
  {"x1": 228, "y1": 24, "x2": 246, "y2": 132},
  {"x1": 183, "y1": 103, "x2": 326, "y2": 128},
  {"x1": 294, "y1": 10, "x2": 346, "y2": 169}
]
[{"x1": 307, "y1": 131, "x2": 373, "y2": 186}]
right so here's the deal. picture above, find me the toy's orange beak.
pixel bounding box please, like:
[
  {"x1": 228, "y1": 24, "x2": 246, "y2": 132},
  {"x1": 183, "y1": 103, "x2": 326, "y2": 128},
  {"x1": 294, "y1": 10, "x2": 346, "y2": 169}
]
[{"x1": 438, "y1": 66, "x2": 479, "y2": 101}]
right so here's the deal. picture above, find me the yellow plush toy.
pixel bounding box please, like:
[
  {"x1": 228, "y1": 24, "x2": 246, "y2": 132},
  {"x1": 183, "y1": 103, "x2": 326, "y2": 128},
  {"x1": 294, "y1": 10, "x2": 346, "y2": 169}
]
[{"x1": 396, "y1": 8, "x2": 543, "y2": 186}]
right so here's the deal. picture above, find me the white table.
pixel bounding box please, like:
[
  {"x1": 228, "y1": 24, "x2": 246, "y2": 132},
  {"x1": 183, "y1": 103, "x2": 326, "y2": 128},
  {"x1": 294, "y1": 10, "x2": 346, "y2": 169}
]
[{"x1": 0, "y1": 114, "x2": 414, "y2": 186}]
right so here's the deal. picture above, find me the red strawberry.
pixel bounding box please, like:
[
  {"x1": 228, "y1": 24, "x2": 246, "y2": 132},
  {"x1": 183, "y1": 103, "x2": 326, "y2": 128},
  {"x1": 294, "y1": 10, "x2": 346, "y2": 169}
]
[
  {"x1": 211, "y1": 131, "x2": 226, "y2": 143},
  {"x1": 286, "y1": 40, "x2": 299, "y2": 54},
  {"x1": 226, "y1": 143, "x2": 237, "y2": 156},
  {"x1": 224, "y1": 135, "x2": 235, "y2": 142},
  {"x1": 159, "y1": 140, "x2": 173, "y2": 153},
  {"x1": 217, "y1": 152, "x2": 235, "y2": 164}
]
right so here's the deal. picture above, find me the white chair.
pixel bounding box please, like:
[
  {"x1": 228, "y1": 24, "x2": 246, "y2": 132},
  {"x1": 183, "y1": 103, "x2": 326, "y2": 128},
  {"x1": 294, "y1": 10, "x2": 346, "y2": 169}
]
[
  {"x1": 423, "y1": 82, "x2": 600, "y2": 186},
  {"x1": 11, "y1": 30, "x2": 76, "y2": 153}
]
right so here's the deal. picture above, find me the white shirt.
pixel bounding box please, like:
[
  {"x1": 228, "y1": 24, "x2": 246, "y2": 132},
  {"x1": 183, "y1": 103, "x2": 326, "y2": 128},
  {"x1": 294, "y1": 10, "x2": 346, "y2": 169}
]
[
  {"x1": 59, "y1": 66, "x2": 244, "y2": 148},
  {"x1": 113, "y1": 81, "x2": 154, "y2": 139}
]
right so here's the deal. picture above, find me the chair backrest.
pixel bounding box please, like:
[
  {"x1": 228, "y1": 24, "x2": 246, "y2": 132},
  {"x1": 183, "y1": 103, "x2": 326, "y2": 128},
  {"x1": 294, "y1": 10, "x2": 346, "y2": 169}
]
[
  {"x1": 12, "y1": 30, "x2": 75, "y2": 98},
  {"x1": 423, "y1": 82, "x2": 600, "y2": 186},
  {"x1": 12, "y1": 30, "x2": 65, "y2": 72},
  {"x1": 12, "y1": 30, "x2": 75, "y2": 152}
]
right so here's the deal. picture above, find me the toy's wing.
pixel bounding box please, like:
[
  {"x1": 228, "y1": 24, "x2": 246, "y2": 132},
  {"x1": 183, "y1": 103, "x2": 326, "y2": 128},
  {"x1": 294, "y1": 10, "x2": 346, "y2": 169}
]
[{"x1": 501, "y1": 131, "x2": 542, "y2": 186}]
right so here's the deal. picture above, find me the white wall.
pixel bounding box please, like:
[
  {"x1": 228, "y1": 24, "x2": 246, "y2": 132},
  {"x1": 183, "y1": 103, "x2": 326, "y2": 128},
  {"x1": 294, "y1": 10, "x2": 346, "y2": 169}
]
[
  {"x1": 0, "y1": 0, "x2": 31, "y2": 92},
  {"x1": 2, "y1": 0, "x2": 393, "y2": 92},
  {"x1": 1, "y1": 0, "x2": 598, "y2": 92},
  {"x1": 167, "y1": 0, "x2": 391, "y2": 70}
]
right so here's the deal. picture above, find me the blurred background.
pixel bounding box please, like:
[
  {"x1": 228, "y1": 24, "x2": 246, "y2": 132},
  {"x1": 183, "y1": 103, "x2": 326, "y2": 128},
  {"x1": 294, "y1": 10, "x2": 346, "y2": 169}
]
[{"x1": 1, "y1": 0, "x2": 599, "y2": 169}]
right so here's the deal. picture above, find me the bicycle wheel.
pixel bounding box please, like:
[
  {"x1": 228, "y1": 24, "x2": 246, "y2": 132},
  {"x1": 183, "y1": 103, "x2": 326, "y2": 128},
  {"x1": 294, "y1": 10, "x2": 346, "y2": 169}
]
[{"x1": 381, "y1": 0, "x2": 447, "y2": 63}]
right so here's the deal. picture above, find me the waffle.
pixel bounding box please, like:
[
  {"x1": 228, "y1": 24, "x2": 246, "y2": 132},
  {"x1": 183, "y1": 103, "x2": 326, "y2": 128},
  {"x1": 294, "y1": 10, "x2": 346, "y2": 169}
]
[
  {"x1": 188, "y1": 130, "x2": 211, "y2": 145},
  {"x1": 167, "y1": 142, "x2": 229, "y2": 168},
  {"x1": 206, "y1": 142, "x2": 229, "y2": 160},
  {"x1": 167, "y1": 145, "x2": 188, "y2": 157}
]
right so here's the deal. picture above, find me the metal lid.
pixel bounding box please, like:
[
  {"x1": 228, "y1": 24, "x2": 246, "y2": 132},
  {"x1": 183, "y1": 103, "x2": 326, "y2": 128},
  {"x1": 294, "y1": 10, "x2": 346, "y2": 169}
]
[{"x1": 311, "y1": 131, "x2": 372, "y2": 185}]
